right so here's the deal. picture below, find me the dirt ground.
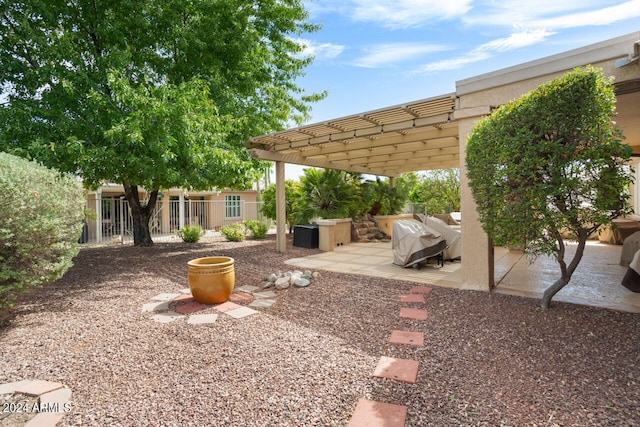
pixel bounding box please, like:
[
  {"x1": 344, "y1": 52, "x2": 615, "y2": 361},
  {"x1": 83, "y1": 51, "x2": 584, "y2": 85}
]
[{"x1": 1, "y1": 234, "x2": 639, "y2": 426}]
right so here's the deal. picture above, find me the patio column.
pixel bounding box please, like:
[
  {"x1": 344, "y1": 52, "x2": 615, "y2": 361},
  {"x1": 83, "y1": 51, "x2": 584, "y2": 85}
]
[
  {"x1": 96, "y1": 187, "x2": 103, "y2": 243},
  {"x1": 456, "y1": 108, "x2": 494, "y2": 291},
  {"x1": 275, "y1": 160, "x2": 286, "y2": 253}
]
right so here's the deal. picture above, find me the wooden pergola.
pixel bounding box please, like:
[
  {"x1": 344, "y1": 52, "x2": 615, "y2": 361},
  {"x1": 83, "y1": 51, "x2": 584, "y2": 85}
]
[{"x1": 244, "y1": 94, "x2": 461, "y2": 252}]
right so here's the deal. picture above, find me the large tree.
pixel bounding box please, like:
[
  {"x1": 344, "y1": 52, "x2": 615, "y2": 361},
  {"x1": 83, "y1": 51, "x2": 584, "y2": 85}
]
[
  {"x1": 466, "y1": 67, "x2": 632, "y2": 309},
  {"x1": 0, "y1": 0, "x2": 323, "y2": 245}
]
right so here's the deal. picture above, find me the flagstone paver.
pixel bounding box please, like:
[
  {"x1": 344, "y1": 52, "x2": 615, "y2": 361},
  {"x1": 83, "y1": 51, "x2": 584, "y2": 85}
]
[
  {"x1": 150, "y1": 293, "x2": 181, "y2": 302},
  {"x1": 225, "y1": 306, "x2": 259, "y2": 319},
  {"x1": 253, "y1": 291, "x2": 277, "y2": 299},
  {"x1": 15, "y1": 380, "x2": 64, "y2": 397},
  {"x1": 236, "y1": 285, "x2": 260, "y2": 293},
  {"x1": 373, "y1": 356, "x2": 420, "y2": 384},
  {"x1": 0, "y1": 380, "x2": 31, "y2": 395},
  {"x1": 249, "y1": 299, "x2": 276, "y2": 308},
  {"x1": 348, "y1": 398, "x2": 408, "y2": 427},
  {"x1": 141, "y1": 301, "x2": 170, "y2": 313},
  {"x1": 150, "y1": 311, "x2": 184, "y2": 323},
  {"x1": 187, "y1": 313, "x2": 219, "y2": 324},
  {"x1": 39, "y1": 387, "x2": 72, "y2": 407}
]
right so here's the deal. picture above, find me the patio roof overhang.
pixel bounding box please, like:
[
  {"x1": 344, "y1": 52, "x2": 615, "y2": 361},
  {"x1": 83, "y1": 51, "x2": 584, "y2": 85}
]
[{"x1": 244, "y1": 93, "x2": 459, "y2": 177}]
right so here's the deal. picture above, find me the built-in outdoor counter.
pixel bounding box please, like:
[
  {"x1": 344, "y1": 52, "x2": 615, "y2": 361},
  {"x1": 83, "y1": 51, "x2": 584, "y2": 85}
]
[
  {"x1": 373, "y1": 214, "x2": 414, "y2": 237},
  {"x1": 316, "y1": 218, "x2": 352, "y2": 251}
]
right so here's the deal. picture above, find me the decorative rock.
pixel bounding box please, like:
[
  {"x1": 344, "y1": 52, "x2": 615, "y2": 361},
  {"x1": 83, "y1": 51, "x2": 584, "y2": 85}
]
[
  {"x1": 302, "y1": 270, "x2": 312, "y2": 279},
  {"x1": 267, "y1": 273, "x2": 278, "y2": 283},
  {"x1": 289, "y1": 272, "x2": 301, "y2": 285},
  {"x1": 263, "y1": 281, "x2": 274, "y2": 289},
  {"x1": 275, "y1": 277, "x2": 290, "y2": 290},
  {"x1": 312, "y1": 271, "x2": 321, "y2": 279},
  {"x1": 294, "y1": 278, "x2": 311, "y2": 288}
]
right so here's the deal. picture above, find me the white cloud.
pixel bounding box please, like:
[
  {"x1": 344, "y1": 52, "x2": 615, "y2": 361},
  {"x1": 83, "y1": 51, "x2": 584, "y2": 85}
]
[
  {"x1": 463, "y1": 0, "x2": 640, "y2": 30},
  {"x1": 351, "y1": 0, "x2": 473, "y2": 29},
  {"x1": 352, "y1": 43, "x2": 448, "y2": 68},
  {"x1": 416, "y1": 28, "x2": 554, "y2": 72},
  {"x1": 527, "y1": 0, "x2": 640, "y2": 29},
  {"x1": 297, "y1": 39, "x2": 346, "y2": 60}
]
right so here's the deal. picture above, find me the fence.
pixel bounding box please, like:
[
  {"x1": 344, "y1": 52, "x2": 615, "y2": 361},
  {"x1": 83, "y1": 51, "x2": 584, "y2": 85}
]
[{"x1": 80, "y1": 198, "x2": 267, "y2": 245}]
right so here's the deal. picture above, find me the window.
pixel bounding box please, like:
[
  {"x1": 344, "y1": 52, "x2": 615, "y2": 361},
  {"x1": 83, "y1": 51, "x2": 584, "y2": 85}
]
[{"x1": 225, "y1": 195, "x2": 241, "y2": 218}]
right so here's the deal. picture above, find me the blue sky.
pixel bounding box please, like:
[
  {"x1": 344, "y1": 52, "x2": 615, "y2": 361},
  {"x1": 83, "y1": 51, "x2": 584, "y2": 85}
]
[{"x1": 280, "y1": 0, "x2": 640, "y2": 179}]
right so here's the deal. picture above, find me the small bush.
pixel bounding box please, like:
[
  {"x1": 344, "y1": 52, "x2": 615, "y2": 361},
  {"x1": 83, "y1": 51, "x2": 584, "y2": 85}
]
[
  {"x1": 175, "y1": 225, "x2": 203, "y2": 243},
  {"x1": 220, "y1": 223, "x2": 245, "y2": 242},
  {"x1": 0, "y1": 153, "x2": 85, "y2": 307},
  {"x1": 244, "y1": 220, "x2": 267, "y2": 239}
]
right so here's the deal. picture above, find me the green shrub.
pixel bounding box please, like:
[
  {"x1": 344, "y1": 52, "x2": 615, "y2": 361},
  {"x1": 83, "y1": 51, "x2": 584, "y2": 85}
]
[
  {"x1": 0, "y1": 153, "x2": 85, "y2": 307},
  {"x1": 220, "y1": 223, "x2": 245, "y2": 242},
  {"x1": 244, "y1": 220, "x2": 268, "y2": 239},
  {"x1": 175, "y1": 224, "x2": 203, "y2": 243}
]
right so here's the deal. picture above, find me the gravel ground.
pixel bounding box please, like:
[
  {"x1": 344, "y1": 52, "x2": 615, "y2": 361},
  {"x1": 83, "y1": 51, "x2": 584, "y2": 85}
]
[{"x1": 1, "y1": 234, "x2": 639, "y2": 426}]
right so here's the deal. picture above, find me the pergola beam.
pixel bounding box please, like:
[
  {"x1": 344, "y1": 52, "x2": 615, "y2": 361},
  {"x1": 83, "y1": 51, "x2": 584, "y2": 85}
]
[{"x1": 248, "y1": 148, "x2": 394, "y2": 177}]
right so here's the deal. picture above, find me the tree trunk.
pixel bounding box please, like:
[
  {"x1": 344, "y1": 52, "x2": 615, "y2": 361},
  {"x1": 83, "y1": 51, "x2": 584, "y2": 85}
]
[
  {"x1": 123, "y1": 183, "x2": 158, "y2": 247},
  {"x1": 540, "y1": 232, "x2": 588, "y2": 309}
]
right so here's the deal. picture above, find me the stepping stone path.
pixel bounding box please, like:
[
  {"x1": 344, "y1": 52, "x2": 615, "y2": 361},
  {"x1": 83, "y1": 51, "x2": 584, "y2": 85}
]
[{"x1": 348, "y1": 285, "x2": 433, "y2": 427}]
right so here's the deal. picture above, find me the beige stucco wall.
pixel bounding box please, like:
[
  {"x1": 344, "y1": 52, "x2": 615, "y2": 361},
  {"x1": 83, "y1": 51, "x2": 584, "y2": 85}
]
[{"x1": 456, "y1": 31, "x2": 640, "y2": 291}]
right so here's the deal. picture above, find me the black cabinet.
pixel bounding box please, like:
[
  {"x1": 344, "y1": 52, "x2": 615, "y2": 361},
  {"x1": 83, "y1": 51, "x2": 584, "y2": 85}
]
[{"x1": 293, "y1": 224, "x2": 319, "y2": 249}]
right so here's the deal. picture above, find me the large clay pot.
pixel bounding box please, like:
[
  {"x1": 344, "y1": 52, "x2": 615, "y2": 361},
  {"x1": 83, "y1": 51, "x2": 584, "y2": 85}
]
[{"x1": 187, "y1": 256, "x2": 235, "y2": 304}]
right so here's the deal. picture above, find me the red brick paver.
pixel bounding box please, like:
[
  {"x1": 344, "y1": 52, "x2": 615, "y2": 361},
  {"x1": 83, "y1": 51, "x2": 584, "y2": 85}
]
[
  {"x1": 389, "y1": 330, "x2": 424, "y2": 346},
  {"x1": 408, "y1": 286, "x2": 432, "y2": 294},
  {"x1": 399, "y1": 307, "x2": 428, "y2": 320},
  {"x1": 229, "y1": 292, "x2": 254, "y2": 303},
  {"x1": 399, "y1": 294, "x2": 425, "y2": 303},
  {"x1": 348, "y1": 398, "x2": 408, "y2": 427},
  {"x1": 174, "y1": 301, "x2": 208, "y2": 315},
  {"x1": 373, "y1": 356, "x2": 419, "y2": 384},
  {"x1": 213, "y1": 301, "x2": 242, "y2": 312}
]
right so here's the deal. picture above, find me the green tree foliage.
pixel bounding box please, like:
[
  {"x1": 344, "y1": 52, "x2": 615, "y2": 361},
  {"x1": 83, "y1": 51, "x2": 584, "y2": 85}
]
[
  {"x1": 408, "y1": 169, "x2": 460, "y2": 214},
  {"x1": 466, "y1": 67, "x2": 632, "y2": 309},
  {"x1": 260, "y1": 180, "x2": 303, "y2": 233},
  {"x1": 297, "y1": 169, "x2": 362, "y2": 223},
  {"x1": 0, "y1": 153, "x2": 85, "y2": 307},
  {"x1": 0, "y1": 0, "x2": 324, "y2": 246}
]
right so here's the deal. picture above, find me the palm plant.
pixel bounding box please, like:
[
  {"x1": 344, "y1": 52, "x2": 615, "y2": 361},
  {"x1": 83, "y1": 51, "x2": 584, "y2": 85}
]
[{"x1": 296, "y1": 169, "x2": 362, "y2": 223}]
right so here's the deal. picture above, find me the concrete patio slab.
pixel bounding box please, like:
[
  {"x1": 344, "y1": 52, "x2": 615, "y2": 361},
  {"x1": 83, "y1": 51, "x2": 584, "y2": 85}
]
[{"x1": 285, "y1": 240, "x2": 640, "y2": 312}]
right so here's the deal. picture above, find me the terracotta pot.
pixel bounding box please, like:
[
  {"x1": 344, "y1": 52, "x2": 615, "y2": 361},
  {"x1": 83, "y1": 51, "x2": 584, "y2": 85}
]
[{"x1": 187, "y1": 256, "x2": 235, "y2": 304}]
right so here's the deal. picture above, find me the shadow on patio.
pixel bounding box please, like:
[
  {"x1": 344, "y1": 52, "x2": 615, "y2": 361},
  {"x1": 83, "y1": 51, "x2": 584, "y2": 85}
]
[{"x1": 285, "y1": 240, "x2": 640, "y2": 313}]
